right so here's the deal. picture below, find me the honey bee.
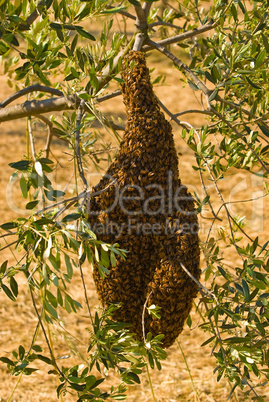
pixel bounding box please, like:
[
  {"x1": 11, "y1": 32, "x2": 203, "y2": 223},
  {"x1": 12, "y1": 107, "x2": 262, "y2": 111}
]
[{"x1": 89, "y1": 50, "x2": 200, "y2": 348}]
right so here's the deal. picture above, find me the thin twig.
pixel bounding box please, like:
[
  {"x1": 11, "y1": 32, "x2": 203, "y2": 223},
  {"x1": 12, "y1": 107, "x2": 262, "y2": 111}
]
[
  {"x1": 180, "y1": 262, "x2": 217, "y2": 301},
  {"x1": 36, "y1": 115, "x2": 69, "y2": 147},
  {"x1": 147, "y1": 38, "x2": 212, "y2": 98},
  {"x1": 29, "y1": 287, "x2": 66, "y2": 380},
  {"x1": 146, "y1": 364, "x2": 157, "y2": 402},
  {"x1": 142, "y1": 291, "x2": 153, "y2": 344},
  {"x1": 174, "y1": 109, "x2": 213, "y2": 118},
  {"x1": 210, "y1": 105, "x2": 269, "y2": 173},
  {"x1": 148, "y1": 21, "x2": 183, "y2": 30},
  {"x1": 0, "y1": 240, "x2": 17, "y2": 252},
  {"x1": 28, "y1": 117, "x2": 37, "y2": 161},
  {"x1": 198, "y1": 167, "x2": 222, "y2": 221},
  {"x1": 143, "y1": 21, "x2": 216, "y2": 51},
  {"x1": 106, "y1": 5, "x2": 136, "y2": 20},
  {"x1": 36, "y1": 115, "x2": 58, "y2": 158},
  {"x1": 96, "y1": 90, "x2": 122, "y2": 103},
  {"x1": 177, "y1": 340, "x2": 201, "y2": 401},
  {"x1": 75, "y1": 99, "x2": 88, "y2": 189},
  {"x1": 35, "y1": 179, "x2": 116, "y2": 216},
  {"x1": 78, "y1": 261, "x2": 94, "y2": 327},
  {"x1": 206, "y1": 192, "x2": 269, "y2": 246}
]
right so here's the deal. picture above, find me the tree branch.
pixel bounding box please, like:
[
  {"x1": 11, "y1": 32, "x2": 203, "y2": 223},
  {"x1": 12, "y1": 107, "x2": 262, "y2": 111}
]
[
  {"x1": 106, "y1": 5, "x2": 136, "y2": 20},
  {"x1": 174, "y1": 109, "x2": 213, "y2": 118},
  {"x1": 148, "y1": 21, "x2": 182, "y2": 30},
  {"x1": 75, "y1": 99, "x2": 88, "y2": 189},
  {"x1": 96, "y1": 89, "x2": 122, "y2": 103},
  {"x1": 147, "y1": 38, "x2": 212, "y2": 98},
  {"x1": 133, "y1": 2, "x2": 151, "y2": 51},
  {"x1": 210, "y1": 105, "x2": 269, "y2": 173},
  {"x1": 143, "y1": 21, "x2": 216, "y2": 51},
  {"x1": 0, "y1": 95, "x2": 78, "y2": 122},
  {"x1": 0, "y1": 84, "x2": 63, "y2": 108}
]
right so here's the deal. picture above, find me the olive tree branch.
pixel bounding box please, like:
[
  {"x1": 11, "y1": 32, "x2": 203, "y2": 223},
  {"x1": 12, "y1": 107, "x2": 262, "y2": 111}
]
[
  {"x1": 148, "y1": 21, "x2": 183, "y2": 30},
  {"x1": 29, "y1": 287, "x2": 69, "y2": 383},
  {"x1": 210, "y1": 105, "x2": 269, "y2": 173},
  {"x1": 149, "y1": 39, "x2": 269, "y2": 173},
  {"x1": 143, "y1": 21, "x2": 216, "y2": 51},
  {"x1": 0, "y1": 84, "x2": 63, "y2": 108},
  {"x1": 133, "y1": 2, "x2": 152, "y2": 51},
  {"x1": 35, "y1": 115, "x2": 68, "y2": 158},
  {"x1": 206, "y1": 193, "x2": 269, "y2": 247},
  {"x1": 35, "y1": 180, "x2": 116, "y2": 217},
  {"x1": 180, "y1": 262, "x2": 217, "y2": 302},
  {"x1": 0, "y1": 94, "x2": 78, "y2": 122},
  {"x1": 147, "y1": 38, "x2": 212, "y2": 99},
  {"x1": 142, "y1": 291, "x2": 153, "y2": 345},
  {"x1": 75, "y1": 99, "x2": 88, "y2": 189},
  {"x1": 27, "y1": 117, "x2": 37, "y2": 161},
  {"x1": 174, "y1": 109, "x2": 213, "y2": 118},
  {"x1": 96, "y1": 89, "x2": 122, "y2": 103},
  {"x1": 106, "y1": 5, "x2": 136, "y2": 20}
]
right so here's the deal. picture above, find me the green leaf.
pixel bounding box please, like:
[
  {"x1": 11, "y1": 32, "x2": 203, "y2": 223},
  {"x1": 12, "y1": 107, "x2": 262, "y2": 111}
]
[
  {"x1": 26, "y1": 200, "x2": 39, "y2": 210},
  {"x1": 110, "y1": 251, "x2": 116, "y2": 267},
  {"x1": 258, "y1": 124, "x2": 269, "y2": 138},
  {"x1": 0, "y1": 357, "x2": 15, "y2": 366},
  {"x1": 208, "y1": 89, "x2": 218, "y2": 102},
  {"x1": 19, "y1": 345, "x2": 25, "y2": 360},
  {"x1": 0, "y1": 222, "x2": 18, "y2": 230},
  {"x1": 0, "y1": 261, "x2": 8, "y2": 275},
  {"x1": 64, "y1": 295, "x2": 72, "y2": 313},
  {"x1": 37, "y1": 354, "x2": 52, "y2": 365},
  {"x1": 57, "y1": 288, "x2": 63, "y2": 306},
  {"x1": 9, "y1": 160, "x2": 30, "y2": 171},
  {"x1": 242, "y1": 279, "x2": 250, "y2": 302},
  {"x1": 255, "y1": 49, "x2": 267, "y2": 69},
  {"x1": 20, "y1": 175, "x2": 28, "y2": 198},
  {"x1": 75, "y1": 27, "x2": 95, "y2": 41},
  {"x1": 10, "y1": 277, "x2": 18, "y2": 297},
  {"x1": 0, "y1": 41, "x2": 10, "y2": 55},
  {"x1": 201, "y1": 335, "x2": 216, "y2": 347},
  {"x1": 101, "y1": 247, "x2": 109, "y2": 268},
  {"x1": 32, "y1": 345, "x2": 42, "y2": 352},
  {"x1": 64, "y1": 254, "x2": 73, "y2": 279},
  {"x1": 1, "y1": 284, "x2": 16, "y2": 301},
  {"x1": 44, "y1": 300, "x2": 58, "y2": 319},
  {"x1": 186, "y1": 314, "x2": 192, "y2": 328},
  {"x1": 46, "y1": 290, "x2": 58, "y2": 308},
  {"x1": 101, "y1": 6, "x2": 126, "y2": 14},
  {"x1": 61, "y1": 213, "x2": 81, "y2": 222}
]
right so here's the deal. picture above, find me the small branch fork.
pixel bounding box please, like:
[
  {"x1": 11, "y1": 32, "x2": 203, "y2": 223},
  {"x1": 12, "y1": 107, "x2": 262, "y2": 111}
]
[{"x1": 133, "y1": 2, "x2": 152, "y2": 51}]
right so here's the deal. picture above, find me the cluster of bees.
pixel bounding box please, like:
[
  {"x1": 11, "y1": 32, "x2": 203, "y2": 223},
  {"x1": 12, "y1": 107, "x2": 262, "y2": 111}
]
[{"x1": 88, "y1": 51, "x2": 200, "y2": 348}]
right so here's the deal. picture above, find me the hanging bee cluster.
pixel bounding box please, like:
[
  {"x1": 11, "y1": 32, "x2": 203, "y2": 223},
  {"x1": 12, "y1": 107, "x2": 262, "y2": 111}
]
[{"x1": 87, "y1": 51, "x2": 200, "y2": 348}]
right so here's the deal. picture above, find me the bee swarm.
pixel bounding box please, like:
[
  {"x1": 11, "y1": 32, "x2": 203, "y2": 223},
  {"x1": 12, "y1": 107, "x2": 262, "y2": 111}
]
[{"x1": 88, "y1": 50, "x2": 200, "y2": 348}]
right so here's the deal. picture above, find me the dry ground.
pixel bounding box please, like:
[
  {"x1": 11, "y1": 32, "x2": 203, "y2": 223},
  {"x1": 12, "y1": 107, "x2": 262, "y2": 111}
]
[{"x1": 0, "y1": 24, "x2": 269, "y2": 402}]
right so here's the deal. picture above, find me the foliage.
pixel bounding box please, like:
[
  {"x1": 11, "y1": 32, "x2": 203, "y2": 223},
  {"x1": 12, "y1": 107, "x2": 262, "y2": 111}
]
[{"x1": 0, "y1": 0, "x2": 269, "y2": 401}]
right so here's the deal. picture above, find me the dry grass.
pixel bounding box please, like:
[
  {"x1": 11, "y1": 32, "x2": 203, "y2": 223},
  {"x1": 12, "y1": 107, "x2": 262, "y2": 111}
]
[{"x1": 0, "y1": 20, "x2": 269, "y2": 402}]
